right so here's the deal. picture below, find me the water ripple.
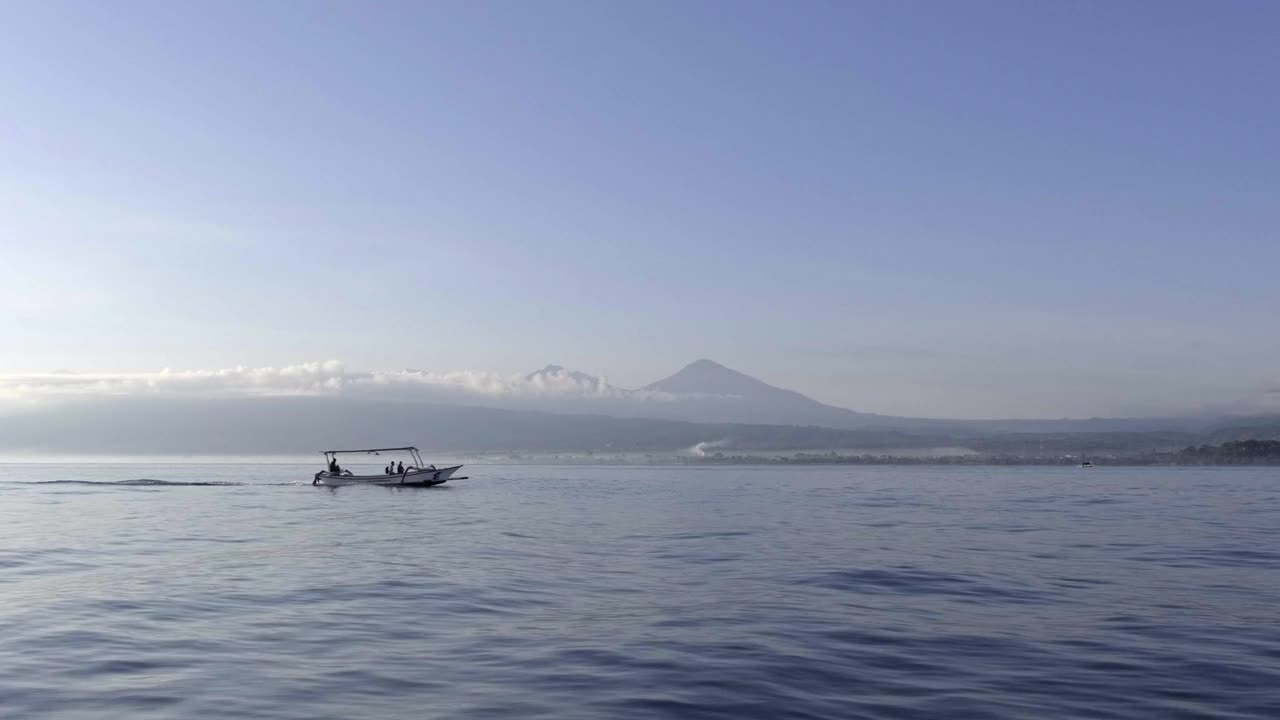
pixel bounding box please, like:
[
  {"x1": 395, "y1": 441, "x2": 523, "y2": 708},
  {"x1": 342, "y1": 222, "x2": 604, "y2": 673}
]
[{"x1": 0, "y1": 464, "x2": 1277, "y2": 719}]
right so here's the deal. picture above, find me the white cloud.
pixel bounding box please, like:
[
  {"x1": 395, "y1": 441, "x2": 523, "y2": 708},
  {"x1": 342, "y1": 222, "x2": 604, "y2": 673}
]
[
  {"x1": 0, "y1": 361, "x2": 682, "y2": 408},
  {"x1": 364, "y1": 367, "x2": 629, "y2": 398}
]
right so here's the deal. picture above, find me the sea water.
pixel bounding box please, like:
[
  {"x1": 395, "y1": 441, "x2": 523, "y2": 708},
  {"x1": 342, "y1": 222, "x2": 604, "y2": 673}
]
[{"x1": 0, "y1": 463, "x2": 1277, "y2": 719}]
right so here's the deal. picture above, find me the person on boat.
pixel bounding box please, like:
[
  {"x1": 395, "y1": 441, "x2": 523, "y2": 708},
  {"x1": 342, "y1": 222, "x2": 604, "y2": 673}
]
[
  {"x1": 329, "y1": 457, "x2": 341, "y2": 474},
  {"x1": 396, "y1": 461, "x2": 405, "y2": 474},
  {"x1": 384, "y1": 463, "x2": 392, "y2": 475}
]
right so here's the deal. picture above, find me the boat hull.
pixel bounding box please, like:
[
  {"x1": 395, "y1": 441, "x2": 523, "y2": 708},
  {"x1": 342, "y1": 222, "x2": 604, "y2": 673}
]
[{"x1": 313, "y1": 465, "x2": 463, "y2": 487}]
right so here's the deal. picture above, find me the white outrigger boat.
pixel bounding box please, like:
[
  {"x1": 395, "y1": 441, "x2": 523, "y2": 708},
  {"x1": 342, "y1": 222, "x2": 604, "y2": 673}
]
[{"x1": 312, "y1": 446, "x2": 465, "y2": 487}]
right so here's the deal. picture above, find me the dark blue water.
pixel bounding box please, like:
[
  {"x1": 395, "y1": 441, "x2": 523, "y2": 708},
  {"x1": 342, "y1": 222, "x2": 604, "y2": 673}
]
[{"x1": 1, "y1": 464, "x2": 1277, "y2": 719}]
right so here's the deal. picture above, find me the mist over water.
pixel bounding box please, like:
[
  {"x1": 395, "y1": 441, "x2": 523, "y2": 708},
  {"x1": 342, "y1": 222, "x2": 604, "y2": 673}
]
[{"x1": 1, "y1": 463, "x2": 1277, "y2": 719}]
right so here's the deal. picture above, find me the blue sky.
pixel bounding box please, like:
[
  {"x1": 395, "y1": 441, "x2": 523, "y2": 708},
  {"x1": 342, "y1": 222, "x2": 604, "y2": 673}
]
[{"x1": 1, "y1": 1, "x2": 1276, "y2": 418}]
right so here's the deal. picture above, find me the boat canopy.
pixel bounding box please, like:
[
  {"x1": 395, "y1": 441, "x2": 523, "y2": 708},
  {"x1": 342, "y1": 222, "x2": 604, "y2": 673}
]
[
  {"x1": 322, "y1": 447, "x2": 428, "y2": 467},
  {"x1": 323, "y1": 446, "x2": 419, "y2": 455}
]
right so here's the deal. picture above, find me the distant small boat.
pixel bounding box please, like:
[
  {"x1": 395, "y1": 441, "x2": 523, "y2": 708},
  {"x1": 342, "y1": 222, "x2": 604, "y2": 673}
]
[
  {"x1": 1080, "y1": 454, "x2": 1093, "y2": 468},
  {"x1": 313, "y1": 446, "x2": 465, "y2": 487}
]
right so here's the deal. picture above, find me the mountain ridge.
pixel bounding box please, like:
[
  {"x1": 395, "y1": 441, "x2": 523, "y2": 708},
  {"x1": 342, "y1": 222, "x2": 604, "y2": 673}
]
[
  {"x1": 639, "y1": 358, "x2": 890, "y2": 427},
  {"x1": 513, "y1": 358, "x2": 1223, "y2": 433},
  {"x1": 0, "y1": 393, "x2": 1269, "y2": 457}
]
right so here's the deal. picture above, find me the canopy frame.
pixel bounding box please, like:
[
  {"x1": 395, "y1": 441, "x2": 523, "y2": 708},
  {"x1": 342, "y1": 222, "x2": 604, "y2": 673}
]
[{"x1": 322, "y1": 447, "x2": 426, "y2": 469}]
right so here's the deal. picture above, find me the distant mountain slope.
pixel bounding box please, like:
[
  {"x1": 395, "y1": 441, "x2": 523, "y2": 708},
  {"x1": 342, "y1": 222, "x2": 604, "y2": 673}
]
[
  {"x1": 1204, "y1": 415, "x2": 1280, "y2": 443},
  {"x1": 0, "y1": 359, "x2": 1252, "y2": 456},
  {"x1": 0, "y1": 396, "x2": 940, "y2": 455},
  {"x1": 647, "y1": 359, "x2": 813, "y2": 401},
  {"x1": 640, "y1": 359, "x2": 897, "y2": 428},
  {"x1": 639, "y1": 359, "x2": 1222, "y2": 435},
  {"x1": 645, "y1": 359, "x2": 749, "y2": 394},
  {"x1": 0, "y1": 395, "x2": 1213, "y2": 456},
  {"x1": 396, "y1": 359, "x2": 1220, "y2": 435}
]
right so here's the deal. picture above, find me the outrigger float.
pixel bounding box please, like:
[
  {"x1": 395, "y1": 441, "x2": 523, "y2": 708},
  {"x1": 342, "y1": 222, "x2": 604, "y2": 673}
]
[{"x1": 313, "y1": 446, "x2": 465, "y2": 487}]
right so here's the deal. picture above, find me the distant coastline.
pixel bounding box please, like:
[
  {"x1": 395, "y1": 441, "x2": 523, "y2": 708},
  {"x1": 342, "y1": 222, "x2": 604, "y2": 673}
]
[{"x1": 475, "y1": 440, "x2": 1280, "y2": 467}]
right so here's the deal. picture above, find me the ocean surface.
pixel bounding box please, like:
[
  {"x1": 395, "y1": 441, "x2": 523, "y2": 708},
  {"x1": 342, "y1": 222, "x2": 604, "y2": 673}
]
[{"x1": 1, "y1": 463, "x2": 1277, "y2": 719}]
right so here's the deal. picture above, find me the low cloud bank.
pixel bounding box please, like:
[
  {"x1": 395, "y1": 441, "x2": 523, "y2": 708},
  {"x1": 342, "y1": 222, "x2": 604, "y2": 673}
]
[
  {"x1": 0, "y1": 361, "x2": 680, "y2": 408},
  {"x1": 4, "y1": 362, "x2": 1274, "y2": 421}
]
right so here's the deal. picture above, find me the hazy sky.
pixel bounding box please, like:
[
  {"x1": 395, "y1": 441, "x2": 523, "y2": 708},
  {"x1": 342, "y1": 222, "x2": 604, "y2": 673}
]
[{"x1": 1, "y1": 2, "x2": 1277, "y2": 418}]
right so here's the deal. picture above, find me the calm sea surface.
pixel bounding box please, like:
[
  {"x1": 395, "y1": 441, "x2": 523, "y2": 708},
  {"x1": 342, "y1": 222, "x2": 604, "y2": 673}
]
[{"x1": 1, "y1": 464, "x2": 1277, "y2": 719}]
